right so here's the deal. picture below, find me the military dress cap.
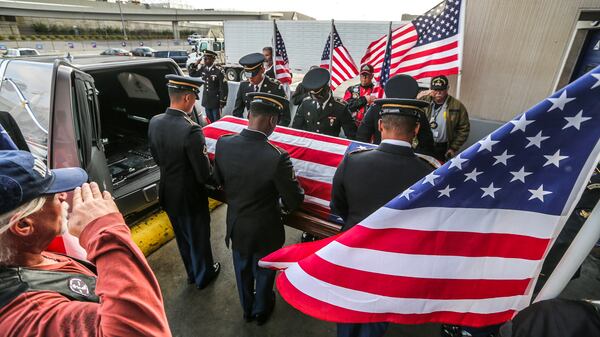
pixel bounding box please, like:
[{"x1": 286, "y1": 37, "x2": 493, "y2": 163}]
[
  {"x1": 203, "y1": 50, "x2": 218, "y2": 58},
  {"x1": 384, "y1": 74, "x2": 420, "y2": 99},
  {"x1": 246, "y1": 92, "x2": 289, "y2": 118},
  {"x1": 302, "y1": 67, "x2": 330, "y2": 91},
  {"x1": 375, "y1": 97, "x2": 429, "y2": 119},
  {"x1": 360, "y1": 64, "x2": 374, "y2": 75},
  {"x1": 0, "y1": 150, "x2": 88, "y2": 214},
  {"x1": 165, "y1": 74, "x2": 204, "y2": 97},
  {"x1": 239, "y1": 52, "x2": 265, "y2": 78},
  {"x1": 430, "y1": 75, "x2": 449, "y2": 90}
]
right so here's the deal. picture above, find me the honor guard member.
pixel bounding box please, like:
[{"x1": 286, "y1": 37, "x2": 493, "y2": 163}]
[
  {"x1": 292, "y1": 67, "x2": 357, "y2": 139},
  {"x1": 148, "y1": 75, "x2": 220, "y2": 289},
  {"x1": 418, "y1": 75, "x2": 470, "y2": 162},
  {"x1": 331, "y1": 95, "x2": 434, "y2": 337},
  {"x1": 343, "y1": 64, "x2": 376, "y2": 125},
  {"x1": 357, "y1": 75, "x2": 435, "y2": 156},
  {"x1": 214, "y1": 92, "x2": 304, "y2": 326},
  {"x1": 262, "y1": 46, "x2": 276, "y2": 79},
  {"x1": 232, "y1": 53, "x2": 291, "y2": 126},
  {"x1": 189, "y1": 49, "x2": 228, "y2": 122}
]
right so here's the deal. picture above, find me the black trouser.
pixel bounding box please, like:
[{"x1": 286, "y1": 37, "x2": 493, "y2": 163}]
[
  {"x1": 433, "y1": 142, "x2": 449, "y2": 162},
  {"x1": 167, "y1": 212, "x2": 215, "y2": 287},
  {"x1": 337, "y1": 323, "x2": 389, "y2": 337},
  {"x1": 232, "y1": 250, "x2": 276, "y2": 317},
  {"x1": 205, "y1": 107, "x2": 220, "y2": 123}
]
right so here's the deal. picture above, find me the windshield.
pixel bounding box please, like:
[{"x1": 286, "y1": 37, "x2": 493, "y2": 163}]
[
  {"x1": 0, "y1": 60, "x2": 53, "y2": 161},
  {"x1": 19, "y1": 50, "x2": 38, "y2": 56},
  {"x1": 171, "y1": 51, "x2": 187, "y2": 56}
]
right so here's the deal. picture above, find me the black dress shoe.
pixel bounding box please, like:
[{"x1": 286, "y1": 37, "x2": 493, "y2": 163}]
[
  {"x1": 243, "y1": 312, "x2": 254, "y2": 323},
  {"x1": 196, "y1": 262, "x2": 221, "y2": 289},
  {"x1": 255, "y1": 293, "x2": 276, "y2": 326}
]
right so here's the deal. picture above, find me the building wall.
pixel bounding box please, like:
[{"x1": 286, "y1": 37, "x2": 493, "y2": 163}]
[
  {"x1": 224, "y1": 20, "x2": 404, "y2": 73},
  {"x1": 460, "y1": 0, "x2": 600, "y2": 121}
]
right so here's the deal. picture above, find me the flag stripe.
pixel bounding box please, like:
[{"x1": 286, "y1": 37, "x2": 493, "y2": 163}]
[
  {"x1": 285, "y1": 264, "x2": 527, "y2": 314},
  {"x1": 360, "y1": 207, "x2": 559, "y2": 239},
  {"x1": 337, "y1": 225, "x2": 550, "y2": 260},
  {"x1": 317, "y1": 241, "x2": 540, "y2": 280},
  {"x1": 297, "y1": 176, "x2": 332, "y2": 202},
  {"x1": 276, "y1": 272, "x2": 517, "y2": 327},
  {"x1": 299, "y1": 254, "x2": 532, "y2": 299}
]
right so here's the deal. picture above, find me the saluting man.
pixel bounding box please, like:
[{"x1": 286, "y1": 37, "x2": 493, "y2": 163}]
[
  {"x1": 189, "y1": 50, "x2": 228, "y2": 122},
  {"x1": 148, "y1": 75, "x2": 220, "y2": 290},
  {"x1": 215, "y1": 92, "x2": 304, "y2": 326},
  {"x1": 331, "y1": 76, "x2": 434, "y2": 337},
  {"x1": 232, "y1": 53, "x2": 291, "y2": 126},
  {"x1": 292, "y1": 67, "x2": 357, "y2": 139},
  {"x1": 343, "y1": 64, "x2": 376, "y2": 125}
]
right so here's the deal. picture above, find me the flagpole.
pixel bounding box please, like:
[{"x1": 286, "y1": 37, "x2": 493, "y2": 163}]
[
  {"x1": 535, "y1": 200, "x2": 600, "y2": 302},
  {"x1": 329, "y1": 19, "x2": 334, "y2": 87},
  {"x1": 272, "y1": 19, "x2": 277, "y2": 81},
  {"x1": 455, "y1": 0, "x2": 467, "y2": 99}
]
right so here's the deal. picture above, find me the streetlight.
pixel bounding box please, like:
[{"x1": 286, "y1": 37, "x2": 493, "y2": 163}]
[{"x1": 117, "y1": 0, "x2": 128, "y2": 41}]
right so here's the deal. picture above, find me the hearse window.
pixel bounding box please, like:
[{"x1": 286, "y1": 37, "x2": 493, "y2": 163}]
[
  {"x1": 73, "y1": 78, "x2": 93, "y2": 166},
  {"x1": 213, "y1": 42, "x2": 222, "y2": 51},
  {"x1": 199, "y1": 42, "x2": 208, "y2": 51},
  {"x1": 0, "y1": 61, "x2": 52, "y2": 161},
  {"x1": 117, "y1": 72, "x2": 160, "y2": 101}
]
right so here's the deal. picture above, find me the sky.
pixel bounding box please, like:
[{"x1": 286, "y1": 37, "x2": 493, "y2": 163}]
[{"x1": 145, "y1": 0, "x2": 441, "y2": 21}]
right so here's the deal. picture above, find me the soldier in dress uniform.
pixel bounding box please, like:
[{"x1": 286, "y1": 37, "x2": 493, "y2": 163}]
[
  {"x1": 292, "y1": 67, "x2": 357, "y2": 139},
  {"x1": 357, "y1": 75, "x2": 435, "y2": 156},
  {"x1": 189, "y1": 49, "x2": 228, "y2": 122},
  {"x1": 232, "y1": 53, "x2": 291, "y2": 126},
  {"x1": 331, "y1": 89, "x2": 434, "y2": 337},
  {"x1": 215, "y1": 92, "x2": 304, "y2": 325},
  {"x1": 343, "y1": 64, "x2": 376, "y2": 125},
  {"x1": 148, "y1": 75, "x2": 220, "y2": 289}
]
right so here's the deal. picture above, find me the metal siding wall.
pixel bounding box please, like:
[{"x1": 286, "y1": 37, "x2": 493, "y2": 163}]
[
  {"x1": 224, "y1": 20, "x2": 405, "y2": 73},
  {"x1": 459, "y1": 0, "x2": 600, "y2": 121}
]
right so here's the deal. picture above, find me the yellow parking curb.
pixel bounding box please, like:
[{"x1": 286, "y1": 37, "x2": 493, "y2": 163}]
[{"x1": 131, "y1": 198, "x2": 222, "y2": 256}]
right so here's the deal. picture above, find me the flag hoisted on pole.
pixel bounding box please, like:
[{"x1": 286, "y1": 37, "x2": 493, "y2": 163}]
[
  {"x1": 361, "y1": 0, "x2": 464, "y2": 86},
  {"x1": 273, "y1": 21, "x2": 292, "y2": 85},
  {"x1": 372, "y1": 22, "x2": 393, "y2": 98},
  {"x1": 259, "y1": 66, "x2": 600, "y2": 327},
  {"x1": 320, "y1": 20, "x2": 359, "y2": 90}
]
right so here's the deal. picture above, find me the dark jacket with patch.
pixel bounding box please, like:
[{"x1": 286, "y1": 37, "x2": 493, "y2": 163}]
[
  {"x1": 214, "y1": 129, "x2": 304, "y2": 254},
  {"x1": 292, "y1": 95, "x2": 357, "y2": 139},
  {"x1": 356, "y1": 104, "x2": 436, "y2": 156},
  {"x1": 331, "y1": 143, "x2": 433, "y2": 231},
  {"x1": 148, "y1": 108, "x2": 212, "y2": 216},
  {"x1": 422, "y1": 95, "x2": 470, "y2": 151},
  {"x1": 189, "y1": 64, "x2": 228, "y2": 109},
  {"x1": 232, "y1": 76, "x2": 291, "y2": 126}
]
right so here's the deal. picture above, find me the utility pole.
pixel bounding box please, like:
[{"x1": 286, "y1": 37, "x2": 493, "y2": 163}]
[{"x1": 117, "y1": 0, "x2": 128, "y2": 41}]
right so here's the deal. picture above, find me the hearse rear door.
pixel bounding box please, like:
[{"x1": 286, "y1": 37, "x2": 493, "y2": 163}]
[{"x1": 71, "y1": 70, "x2": 113, "y2": 193}]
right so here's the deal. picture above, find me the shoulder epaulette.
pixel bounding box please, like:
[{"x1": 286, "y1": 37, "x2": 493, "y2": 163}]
[
  {"x1": 267, "y1": 141, "x2": 284, "y2": 155},
  {"x1": 348, "y1": 147, "x2": 373, "y2": 155}
]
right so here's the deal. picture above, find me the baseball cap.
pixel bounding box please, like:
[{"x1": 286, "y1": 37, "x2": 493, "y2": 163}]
[
  {"x1": 360, "y1": 64, "x2": 374, "y2": 75},
  {"x1": 430, "y1": 75, "x2": 449, "y2": 90},
  {"x1": 0, "y1": 151, "x2": 88, "y2": 214}
]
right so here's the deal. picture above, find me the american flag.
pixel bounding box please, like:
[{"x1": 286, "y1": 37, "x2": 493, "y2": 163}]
[
  {"x1": 259, "y1": 67, "x2": 600, "y2": 327},
  {"x1": 203, "y1": 116, "x2": 439, "y2": 222},
  {"x1": 274, "y1": 22, "x2": 292, "y2": 85},
  {"x1": 373, "y1": 26, "x2": 393, "y2": 98},
  {"x1": 0, "y1": 123, "x2": 17, "y2": 150},
  {"x1": 320, "y1": 24, "x2": 359, "y2": 90},
  {"x1": 362, "y1": 0, "x2": 463, "y2": 85}
]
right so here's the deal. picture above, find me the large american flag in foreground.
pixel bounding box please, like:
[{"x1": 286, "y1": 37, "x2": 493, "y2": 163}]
[
  {"x1": 361, "y1": 0, "x2": 463, "y2": 83},
  {"x1": 273, "y1": 22, "x2": 292, "y2": 85},
  {"x1": 203, "y1": 116, "x2": 378, "y2": 221},
  {"x1": 258, "y1": 67, "x2": 600, "y2": 327},
  {"x1": 320, "y1": 23, "x2": 359, "y2": 91}
]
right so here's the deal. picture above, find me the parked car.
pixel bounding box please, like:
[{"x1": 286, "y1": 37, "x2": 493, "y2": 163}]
[
  {"x1": 131, "y1": 47, "x2": 156, "y2": 57},
  {"x1": 3, "y1": 48, "x2": 40, "y2": 57},
  {"x1": 153, "y1": 50, "x2": 188, "y2": 68},
  {"x1": 100, "y1": 48, "x2": 132, "y2": 56}
]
